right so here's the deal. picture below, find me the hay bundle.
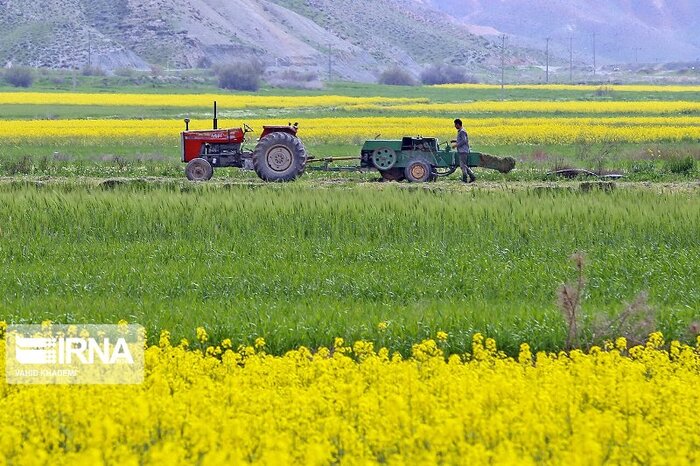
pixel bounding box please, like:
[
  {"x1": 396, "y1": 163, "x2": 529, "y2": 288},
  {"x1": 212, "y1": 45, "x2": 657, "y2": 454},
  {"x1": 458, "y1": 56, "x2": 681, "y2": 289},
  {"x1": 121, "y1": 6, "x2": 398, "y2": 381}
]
[{"x1": 478, "y1": 153, "x2": 516, "y2": 173}]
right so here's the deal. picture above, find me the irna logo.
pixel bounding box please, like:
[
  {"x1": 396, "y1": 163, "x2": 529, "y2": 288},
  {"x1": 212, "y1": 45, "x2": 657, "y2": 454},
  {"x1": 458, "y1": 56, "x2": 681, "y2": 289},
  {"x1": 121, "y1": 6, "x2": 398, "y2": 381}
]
[
  {"x1": 6, "y1": 324, "x2": 144, "y2": 385},
  {"x1": 15, "y1": 336, "x2": 134, "y2": 365}
]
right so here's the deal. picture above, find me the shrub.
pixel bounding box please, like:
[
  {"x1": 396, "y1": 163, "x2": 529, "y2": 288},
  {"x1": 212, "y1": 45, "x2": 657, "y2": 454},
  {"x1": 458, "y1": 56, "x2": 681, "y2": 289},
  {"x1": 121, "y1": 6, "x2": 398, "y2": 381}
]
[
  {"x1": 595, "y1": 85, "x2": 614, "y2": 97},
  {"x1": 115, "y1": 67, "x2": 135, "y2": 77},
  {"x1": 3, "y1": 67, "x2": 34, "y2": 87},
  {"x1": 268, "y1": 70, "x2": 322, "y2": 90},
  {"x1": 664, "y1": 155, "x2": 696, "y2": 175},
  {"x1": 2, "y1": 156, "x2": 34, "y2": 175},
  {"x1": 378, "y1": 66, "x2": 416, "y2": 86},
  {"x1": 216, "y1": 62, "x2": 263, "y2": 91},
  {"x1": 420, "y1": 64, "x2": 477, "y2": 85}
]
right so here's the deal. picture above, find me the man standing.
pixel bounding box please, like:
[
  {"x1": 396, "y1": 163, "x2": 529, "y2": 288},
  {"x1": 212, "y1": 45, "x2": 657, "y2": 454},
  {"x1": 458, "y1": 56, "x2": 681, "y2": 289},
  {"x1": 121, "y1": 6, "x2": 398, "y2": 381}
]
[{"x1": 454, "y1": 118, "x2": 476, "y2": 183}]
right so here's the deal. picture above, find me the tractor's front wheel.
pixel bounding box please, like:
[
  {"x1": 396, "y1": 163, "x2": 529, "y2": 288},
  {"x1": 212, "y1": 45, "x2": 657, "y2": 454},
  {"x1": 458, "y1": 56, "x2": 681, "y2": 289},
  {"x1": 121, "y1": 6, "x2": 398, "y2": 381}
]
[
  {"x1": 185, "y1": 158, "x2": 213, "y2": 181},
  {"x1": 253, "y1": 132, "x2": 306, "y2": 182}
]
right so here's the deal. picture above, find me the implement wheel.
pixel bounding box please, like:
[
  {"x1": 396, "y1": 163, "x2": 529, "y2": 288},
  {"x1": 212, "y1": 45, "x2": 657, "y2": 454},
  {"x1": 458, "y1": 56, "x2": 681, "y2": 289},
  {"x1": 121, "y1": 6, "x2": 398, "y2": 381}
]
[
  {"x1": 185, "y1": 158, "x2": 213, "y2": 181},
  {"x1": 253, "y1": 132, "x2": 306, "y2": 182},
  {"x1": 404, "y1": 159, "x2": 432, "y2": 183},
  {"x1": 371, "y1": 147, "x2": 397, "y2": 171}
]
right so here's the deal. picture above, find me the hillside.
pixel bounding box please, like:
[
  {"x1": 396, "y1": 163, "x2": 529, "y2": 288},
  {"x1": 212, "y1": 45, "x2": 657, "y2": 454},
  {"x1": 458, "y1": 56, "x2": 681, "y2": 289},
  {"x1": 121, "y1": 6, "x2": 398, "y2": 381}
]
[
  {"x1": 3, "y1": 0, "x2": 694, "y2": 82},
  {"x1": 425, "y1": 0, "x2": 700, "y2": 64},
  {"x1": 0, "y1": 0, "x2": 526, "y2": 82}
]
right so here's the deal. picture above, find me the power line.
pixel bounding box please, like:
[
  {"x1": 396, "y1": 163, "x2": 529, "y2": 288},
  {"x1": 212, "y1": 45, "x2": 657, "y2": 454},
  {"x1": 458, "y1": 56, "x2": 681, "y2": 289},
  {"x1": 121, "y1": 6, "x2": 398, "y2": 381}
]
[
  {"x1": 328, "y1": 43, "x2": 332, "y2": 82},
  {"x1": 545, "y1": 37, "x2": 551, "y2": 83},
  {"x1": 500, "y1": 34, "x2": 506, "y2": 100},
  {"x1": 569, "y1": 36, "x2": 573, "y2": 83},
  {"x1": 592, "y1": 32, "x2": 596, "y2": 77}
]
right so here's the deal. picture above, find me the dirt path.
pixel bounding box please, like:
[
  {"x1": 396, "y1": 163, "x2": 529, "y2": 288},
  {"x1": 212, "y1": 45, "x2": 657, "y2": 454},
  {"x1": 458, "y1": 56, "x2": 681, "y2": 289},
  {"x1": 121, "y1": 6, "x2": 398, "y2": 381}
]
[{"x1": 1, "y1": 176, "x2": 698, "y2": 194}]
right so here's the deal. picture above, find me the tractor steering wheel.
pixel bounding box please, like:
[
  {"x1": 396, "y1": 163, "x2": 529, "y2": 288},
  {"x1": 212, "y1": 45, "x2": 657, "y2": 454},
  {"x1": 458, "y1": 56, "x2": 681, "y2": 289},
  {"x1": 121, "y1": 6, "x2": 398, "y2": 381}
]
[{"x1": 244, "y1": 123, "x2": 254, "y2": 133}]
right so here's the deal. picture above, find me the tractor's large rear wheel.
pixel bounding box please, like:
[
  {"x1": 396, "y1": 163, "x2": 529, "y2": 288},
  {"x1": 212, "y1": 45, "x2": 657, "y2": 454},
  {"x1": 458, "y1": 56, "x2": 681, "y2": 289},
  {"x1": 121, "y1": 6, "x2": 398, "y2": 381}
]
[
  {"x1": 185, "y1": 158, "x2": 213, "y2": 181},
  {"x1": 253, "y1": 132, "x2": 306, "y2": 182}
]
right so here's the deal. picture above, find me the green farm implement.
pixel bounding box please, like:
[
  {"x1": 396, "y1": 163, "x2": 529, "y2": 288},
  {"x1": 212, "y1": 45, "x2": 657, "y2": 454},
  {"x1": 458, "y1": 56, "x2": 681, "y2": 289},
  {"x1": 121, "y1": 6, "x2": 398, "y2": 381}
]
[{"x1": 352, "y1": 137, "x2": 515, "y2": 182}]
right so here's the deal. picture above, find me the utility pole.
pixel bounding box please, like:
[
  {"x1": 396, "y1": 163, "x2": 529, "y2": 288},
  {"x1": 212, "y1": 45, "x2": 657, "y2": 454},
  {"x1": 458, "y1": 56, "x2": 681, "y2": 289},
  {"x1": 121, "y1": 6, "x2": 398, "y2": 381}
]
[
  {"x1": 500, "y1": 34, "x2": 506, "y2": 100},
  {"x1": 569, "y1": 36, "x2": 573, "y2": 83},
  {"x1": 328, "y1": 43, "x2": 332, "y2": 82},
  {"x1": 634, "y1": 47, "x2": 641, "y2": 64},
  {"x1": 88, "y1": 30, "x2": 92, "y2": 68},
  {"x1": 592, "y1": 32, "x2": 596, "y2": 77},
  {"x1": 545, "y1": 37, "x2": 551, "y2": 83}
]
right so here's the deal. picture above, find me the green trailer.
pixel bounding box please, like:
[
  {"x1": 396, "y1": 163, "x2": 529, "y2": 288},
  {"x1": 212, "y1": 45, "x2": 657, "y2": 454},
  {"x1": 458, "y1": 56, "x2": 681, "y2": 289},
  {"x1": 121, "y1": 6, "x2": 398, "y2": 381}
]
[{"x1": 354, "y1": 137, "x2": 515, "y2": 182}]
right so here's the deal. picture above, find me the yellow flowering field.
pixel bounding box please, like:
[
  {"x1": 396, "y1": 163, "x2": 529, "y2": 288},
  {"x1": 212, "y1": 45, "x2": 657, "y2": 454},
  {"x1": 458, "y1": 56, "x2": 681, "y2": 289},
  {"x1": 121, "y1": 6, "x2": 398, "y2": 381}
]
[
  {"x1": 0, "y1": 88, "x2": 697, "y2": 148},
  {"x1": 0, "y1": 92, "x2": 426, "y2": 108},
  {"x1": 379, "y1": 100, "x2": 700, "y2": 115},
  {"x1": 0, "y1": 116, "x2": 697, "y2": 145},
  {"x1": 1, "y1": 91, "x2": 698, "y2": 114},
  {"x1": 434, "y1": 83, "x2": 700, "y2": 93},
  {"x1": 1, "y1": 324, "x2": 700, "y2": 465}
]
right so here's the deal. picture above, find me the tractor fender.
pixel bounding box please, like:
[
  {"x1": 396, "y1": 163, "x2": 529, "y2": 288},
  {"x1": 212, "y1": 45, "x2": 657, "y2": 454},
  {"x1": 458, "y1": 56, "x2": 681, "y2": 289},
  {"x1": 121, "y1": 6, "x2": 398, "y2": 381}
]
[{"x1": 259, "y1": 125, "x2": 299, "y2": 139}]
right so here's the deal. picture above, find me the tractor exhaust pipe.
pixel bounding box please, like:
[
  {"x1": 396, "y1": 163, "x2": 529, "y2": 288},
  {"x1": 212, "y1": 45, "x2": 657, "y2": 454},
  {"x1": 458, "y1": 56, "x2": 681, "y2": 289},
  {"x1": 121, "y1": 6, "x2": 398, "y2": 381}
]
[{"x1": 213, "y1": 101, "x2": 218, "y2": 130}]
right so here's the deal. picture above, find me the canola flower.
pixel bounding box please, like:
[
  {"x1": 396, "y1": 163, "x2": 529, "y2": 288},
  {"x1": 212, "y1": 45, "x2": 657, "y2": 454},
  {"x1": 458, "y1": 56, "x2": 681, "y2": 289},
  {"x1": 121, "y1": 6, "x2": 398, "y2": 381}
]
[
  {"x1": 1, "y1": 91, "x2": 698, "y2": 146},
  {"x1": 374, "y1": 100, "x2": 700, "y2": 115},
  {"x1": 1, "y1": 91, "x2": 698, "y2": 115},
  {"x1": 433, "y1": 83, "x2": 700, "y2": 93},
  {"x1": 1, "y1": 325, "x2": 700, "y2": 465},
  {"x1": 0, "y1": 116, "x2": 697, "y2": 145},
  {"x1": 0, "y1": 92, "x2": 426, "y2": 108}
]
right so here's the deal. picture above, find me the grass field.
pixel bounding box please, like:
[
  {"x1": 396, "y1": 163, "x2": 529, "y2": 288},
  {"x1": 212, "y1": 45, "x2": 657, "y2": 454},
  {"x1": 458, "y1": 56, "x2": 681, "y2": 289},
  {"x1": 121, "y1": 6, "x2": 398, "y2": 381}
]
[
  {"x1": 1, "y1": 180, "x2": 697, "y2": 355},
  {"x1": 0, "y1": 82, "x2": 698, "y2": 354}
]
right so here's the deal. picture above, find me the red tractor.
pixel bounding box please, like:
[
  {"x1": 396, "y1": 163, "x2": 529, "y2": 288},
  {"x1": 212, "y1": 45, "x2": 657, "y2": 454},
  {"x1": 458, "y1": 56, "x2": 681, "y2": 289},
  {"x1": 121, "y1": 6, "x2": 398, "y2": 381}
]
[{"x1": 181, "y1": 102, "x2": 306, "y2": 181}]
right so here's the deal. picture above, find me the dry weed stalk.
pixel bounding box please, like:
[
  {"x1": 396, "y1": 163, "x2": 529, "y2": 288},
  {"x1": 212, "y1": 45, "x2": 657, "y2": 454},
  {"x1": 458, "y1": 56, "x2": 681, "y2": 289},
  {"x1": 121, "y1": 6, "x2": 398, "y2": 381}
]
[
  {"x1": 591, "y1": 291, "x2": 656, "y2": 347},
  {"x1": 557, "y1": 252, "x2": 586, "y2": 350},
  {"x1": 557, "y1": 251, "x2": 659, "y2": 349}
]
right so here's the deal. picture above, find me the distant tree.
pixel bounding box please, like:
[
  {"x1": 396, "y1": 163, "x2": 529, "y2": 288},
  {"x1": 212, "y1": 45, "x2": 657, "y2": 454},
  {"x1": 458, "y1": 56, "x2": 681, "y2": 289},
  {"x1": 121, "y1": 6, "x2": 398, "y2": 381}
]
[
  {"x1": 149, "y1": 65, "x2": 164, "y2": 77},
  {"x1": 378, "y1": 66, "x2": 416, "y2": 86},
  {"x1": 197, "y1": 56, "x2": 213, "y2": 69},
  {"x1": 4, "y1": 66, "x2": 34, "y2": 87},
  {"x1": 81, "y1": 65, "x2": 106, "y2": 76},
  {"x1": 216, "y1": 61, "x2": 264, "y2": 91},
  {"x1": 420, "y1": 64, "x2": 478, "y2": 85}
]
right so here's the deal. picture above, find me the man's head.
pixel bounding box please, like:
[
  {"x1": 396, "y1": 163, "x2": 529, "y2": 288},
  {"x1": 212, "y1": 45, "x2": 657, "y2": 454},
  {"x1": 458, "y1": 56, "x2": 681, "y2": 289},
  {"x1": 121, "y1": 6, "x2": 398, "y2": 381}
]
[{"x1": 454, "y1": 118, "x2": 462, "y2": 129}]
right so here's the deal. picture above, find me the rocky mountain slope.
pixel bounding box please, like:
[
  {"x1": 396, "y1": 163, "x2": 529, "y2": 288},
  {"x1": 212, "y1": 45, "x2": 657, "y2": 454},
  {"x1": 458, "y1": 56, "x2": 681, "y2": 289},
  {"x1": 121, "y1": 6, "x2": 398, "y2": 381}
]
[
  {"x1": 425, "y1": 0, "x2": 700, "y2": 64},
  {"x1": 0, "y1": 0, "x2": 523, "y2": 81}
]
